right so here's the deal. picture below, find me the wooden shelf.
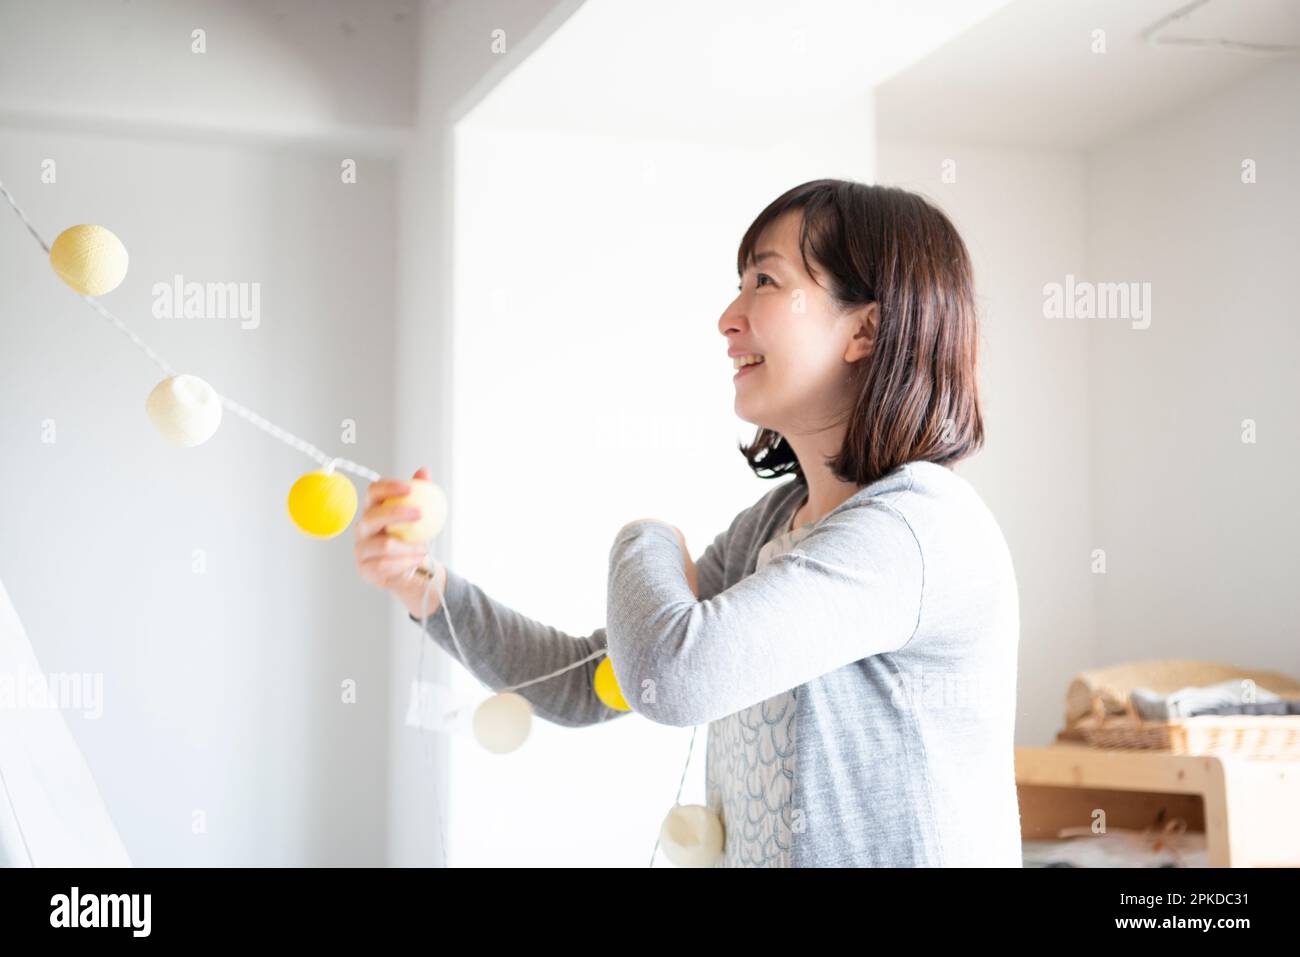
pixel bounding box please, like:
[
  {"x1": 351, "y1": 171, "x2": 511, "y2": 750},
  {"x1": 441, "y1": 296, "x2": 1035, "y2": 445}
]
[{"x1": 1015, "y1": 744, "x2": 1300, "y2": 866}]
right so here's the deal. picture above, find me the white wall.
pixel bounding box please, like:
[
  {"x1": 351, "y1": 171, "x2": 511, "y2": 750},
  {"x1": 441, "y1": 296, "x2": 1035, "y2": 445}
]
[
  {"x1": 878, "y1": 57, "x2": 1300, "y2": 746},
  {"x1": 0, "y1": 3, "x2": 402, "y2": 865},
  {"x1": 386, "y1": 0, "x2": 586, "y2": 868},
  {"x1": 876, "y1": 143, "x2": 1093, "y2": 746},
  {"x1": 1086, "y1": 60, "x2": 1300, "y2": 674}
]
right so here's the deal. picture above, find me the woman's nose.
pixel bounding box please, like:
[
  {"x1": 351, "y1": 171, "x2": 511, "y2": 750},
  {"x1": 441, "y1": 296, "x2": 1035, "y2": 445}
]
[{"x1": 719, "y1": 301, "x2": 747, "y2": 337}]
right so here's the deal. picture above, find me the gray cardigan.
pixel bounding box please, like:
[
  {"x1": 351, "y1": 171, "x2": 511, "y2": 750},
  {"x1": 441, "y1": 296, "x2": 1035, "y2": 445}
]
[{"x1": 413, "y1": 460, "x2": 1023, "y2": 866}]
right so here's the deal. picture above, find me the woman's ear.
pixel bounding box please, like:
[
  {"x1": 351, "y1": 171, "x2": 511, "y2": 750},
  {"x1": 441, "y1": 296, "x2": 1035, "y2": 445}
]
[{"x1": 845, "y1": 301, "x2": 880, "y2": 363}]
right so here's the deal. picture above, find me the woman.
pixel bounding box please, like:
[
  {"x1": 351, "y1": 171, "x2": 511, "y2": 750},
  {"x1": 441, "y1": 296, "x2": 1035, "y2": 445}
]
[{"x1": 354, "y1": 178, "x2": 1022, "y2": 867}]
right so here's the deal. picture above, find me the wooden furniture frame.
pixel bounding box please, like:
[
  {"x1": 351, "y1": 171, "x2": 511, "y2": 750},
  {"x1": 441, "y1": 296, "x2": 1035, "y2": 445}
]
[{"x1": 1015, "y1": 744, "x2": 1300, "y2": 866}]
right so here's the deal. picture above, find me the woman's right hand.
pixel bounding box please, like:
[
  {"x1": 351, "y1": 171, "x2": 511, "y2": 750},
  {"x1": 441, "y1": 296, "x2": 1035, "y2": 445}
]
[{"x1": 354, "y1": 467, "x2": 448, "y2": 620}]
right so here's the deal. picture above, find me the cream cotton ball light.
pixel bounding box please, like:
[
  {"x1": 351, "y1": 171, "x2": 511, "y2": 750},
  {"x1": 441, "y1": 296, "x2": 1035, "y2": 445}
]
[
  {"x1": 472, "y1": 692, "x2": 533, "y2": 754},
  {"x1": 659, "y1": 804, "x2": 724, "y2": 867},
  {"x1": 382, "y1": 478, "x2": 448, "y2": 544},
  {"x1": 49, "y1": 224, "x2": 129, "y2": 296},
  {"x1": 145, "y1": 374, "x2": 223, "y2": 447}
]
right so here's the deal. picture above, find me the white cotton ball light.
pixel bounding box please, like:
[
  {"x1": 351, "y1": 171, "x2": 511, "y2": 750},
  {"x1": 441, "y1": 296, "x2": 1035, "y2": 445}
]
[
  {"x1": 472, "y1": 692, "x2": 533, "y2": 754},
  {"x1": 145, "y1": 374, "x2": 223, "y2": 447},
  {"x1": 659, "y1": 804, "x2": 724, "y2": 867}
]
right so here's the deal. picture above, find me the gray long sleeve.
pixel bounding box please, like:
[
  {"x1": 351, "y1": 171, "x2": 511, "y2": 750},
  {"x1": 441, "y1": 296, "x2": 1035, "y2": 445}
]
[
  {"x1": 411, "y1": 500, "x2": 922, "y2": 731},
  {"x1": 409, "y1": 515, "x2": 736, "y2": 728},
  {"x1": 409, "y1": 565, "x2": 629, "y2": 729},
  {"x1": 605, "y1": 508, "x2": 924, "y2": 728}
]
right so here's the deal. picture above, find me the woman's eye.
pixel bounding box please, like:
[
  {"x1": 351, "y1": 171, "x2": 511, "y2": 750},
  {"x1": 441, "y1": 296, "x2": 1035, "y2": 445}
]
[
  {"x1": 737, "y1": 274, "x2": 774, "y2": 292},
  {"x1": 756, "y1": 273, "x2": 773, "y2": 287}
]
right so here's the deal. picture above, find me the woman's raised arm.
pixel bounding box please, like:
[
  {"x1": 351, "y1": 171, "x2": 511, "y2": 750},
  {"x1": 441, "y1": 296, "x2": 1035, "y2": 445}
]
[{"x1": 408, "y1": 563, "x2": 627, "y2": 729}]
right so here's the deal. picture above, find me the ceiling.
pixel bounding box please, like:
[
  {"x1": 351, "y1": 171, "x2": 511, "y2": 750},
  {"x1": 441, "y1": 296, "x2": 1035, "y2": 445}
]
[
  {"x1": 875, "y1": 0, "x2": 1300, "y2": 149},
  {"x1": 462, "y1": 0, "x2": 1015, "y2": 145},
  {"x1": 3, "y1": 0, "x2": 1293, "y2": 155}
]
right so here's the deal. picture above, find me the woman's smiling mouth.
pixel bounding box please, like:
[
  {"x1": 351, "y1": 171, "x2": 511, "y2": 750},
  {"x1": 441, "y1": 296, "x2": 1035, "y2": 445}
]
[{"x1": 732, "y1": 353, "x2": 765, "y2": 379}]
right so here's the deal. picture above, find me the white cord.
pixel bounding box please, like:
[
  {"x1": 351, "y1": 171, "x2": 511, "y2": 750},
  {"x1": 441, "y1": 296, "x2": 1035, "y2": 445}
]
[
  {"x1": 649, "y1": 725, "x2": 700, "y2": 868},
  {"x1": 0, "y1": 177, "x2": 380, "y2": 483}
]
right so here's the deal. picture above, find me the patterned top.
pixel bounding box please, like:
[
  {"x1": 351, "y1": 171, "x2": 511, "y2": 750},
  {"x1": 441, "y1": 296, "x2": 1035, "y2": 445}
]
[{"x1": 705, "y1": 503, "x2": 815, "y2": 867}]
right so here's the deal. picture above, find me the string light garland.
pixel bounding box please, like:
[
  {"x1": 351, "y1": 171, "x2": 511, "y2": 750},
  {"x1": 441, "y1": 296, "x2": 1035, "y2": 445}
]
[{"x1": 0, "y1": 177, "x2": 722, "y2": 867}]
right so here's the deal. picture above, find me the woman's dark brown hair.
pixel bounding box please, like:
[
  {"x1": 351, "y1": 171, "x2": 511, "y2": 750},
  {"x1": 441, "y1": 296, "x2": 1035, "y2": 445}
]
[{"x1": 736, "y1": 178, "x2": 984, "y2": 487}]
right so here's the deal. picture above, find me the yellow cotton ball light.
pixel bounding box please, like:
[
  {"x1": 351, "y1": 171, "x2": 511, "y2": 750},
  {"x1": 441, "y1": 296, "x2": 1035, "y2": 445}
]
[
  {"x1": 382, "y1": 478, "x2": 448, "y2": 544},
  {"x1": 659, "y1": 804, "x2": 724, "y2": 868},
  {"x1": 287, "y1": 469, "x2": 358, "y2": 539},
  {"x1": 145, "y1": 374, "x2": 222, "y2": 447},
  {"x1": 49, "y1": 224, "x2": 129, "y2": 296},
  {"x1": 594, "y1": 656, "x2": 631, "y2": 712},
  {"x1": 472, "y1": 692, "x2": 532, "y2": 754}
]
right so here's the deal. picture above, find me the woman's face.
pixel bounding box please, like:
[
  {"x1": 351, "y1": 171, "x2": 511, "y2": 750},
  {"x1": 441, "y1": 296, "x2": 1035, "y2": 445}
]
[{"x1": 719, "y1": 209, "x2": 872, "y2": 433}]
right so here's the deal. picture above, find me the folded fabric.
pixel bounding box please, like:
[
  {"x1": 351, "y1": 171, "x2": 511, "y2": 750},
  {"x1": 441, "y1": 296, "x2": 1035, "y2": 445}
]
[
  {"x1": 1066, "y1": 660, "x2": 1300, "y2": 725},
  {"x1": 1182, "y1": 700, "x2": 1300, "y2": 717},
  {"x1": 1129, "y1": 679, "x2": 1300, "y2": 720}
]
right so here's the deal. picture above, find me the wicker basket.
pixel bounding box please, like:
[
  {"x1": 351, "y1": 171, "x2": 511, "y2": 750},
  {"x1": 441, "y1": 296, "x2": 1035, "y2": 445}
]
[{"x1": 1059, "y1": 695, "x2": 1300, "y2": 758}]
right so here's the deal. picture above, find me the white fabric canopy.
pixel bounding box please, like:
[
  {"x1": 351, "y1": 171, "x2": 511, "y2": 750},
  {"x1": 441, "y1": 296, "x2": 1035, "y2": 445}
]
[{"x1": 0, "y1": 576, "x2": 130, "y2": 866}]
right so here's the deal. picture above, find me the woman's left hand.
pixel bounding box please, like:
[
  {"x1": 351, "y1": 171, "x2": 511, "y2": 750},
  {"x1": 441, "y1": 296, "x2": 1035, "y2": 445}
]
[{"x1": 621, "y1": 519, "x2": 698, "y2": 598}]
